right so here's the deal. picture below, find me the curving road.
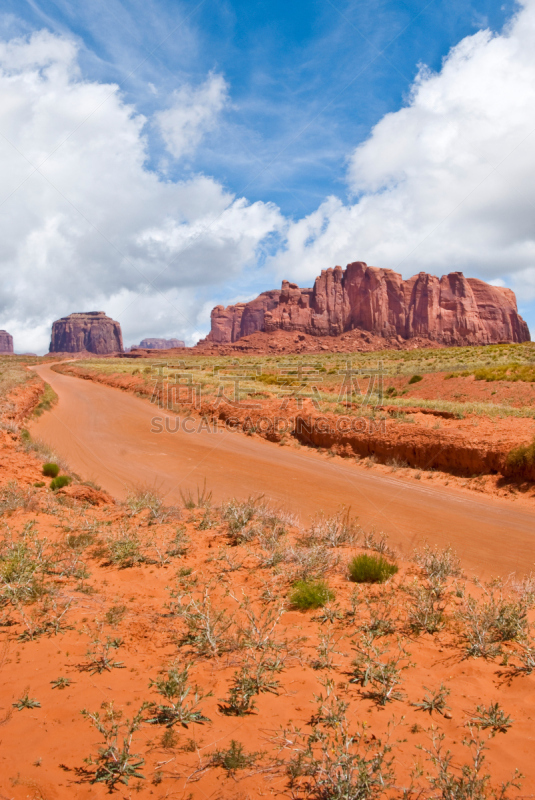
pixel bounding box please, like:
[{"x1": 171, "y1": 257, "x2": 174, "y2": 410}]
[{"x1": 30, "y1": 363, "x2": 535, "y2": 576}]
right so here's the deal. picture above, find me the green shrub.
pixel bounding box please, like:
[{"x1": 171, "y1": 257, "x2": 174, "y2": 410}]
[
  {"x1": 506, "y1": 439, "x2": 535, "y2": 476},
  {"x1": 42, "y1": 462, "x2": 59, "y2": 478},
  {"x1": 108, "y1": 532, "x2": 144, "y2": 568},
  {"x1": 210, "y1": 740, "x2": 262, "y2": 775},
  {"x1": 348, "y1": 553, "x2": 398, "y2": 583},
  {"x1": 50, "y1": 475, "x2": 71, "y2": 491},
  {"x1": 33, "y1": 383, "x2": 58, "y2": 417},
  {"x1": 288, "y1": 579, "x2": 335, "y2": 610},
  {"x1": 408, "y1": 374, "x2": 423, "y2": 384}
]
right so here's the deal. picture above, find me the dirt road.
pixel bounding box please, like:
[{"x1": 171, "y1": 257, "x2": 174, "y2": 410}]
[{"x1": 30, "y1": 363, "x2": 535, "y2": 576}]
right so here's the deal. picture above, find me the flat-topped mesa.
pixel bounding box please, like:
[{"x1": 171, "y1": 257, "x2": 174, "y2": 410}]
[
  {"x1": 0, "y1": 330, "x2": 13, "y2": 353},
  {"x1": 49, "y1": 312, "x2": 123, "y2": 354},
  {"x1": 205, "y1": 262, "x2": 530, "y2": 346},
  {"x1": 138, "y1": 338, "x2": 185, "y2": 349}
]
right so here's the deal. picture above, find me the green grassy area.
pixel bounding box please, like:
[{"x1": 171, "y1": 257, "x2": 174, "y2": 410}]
[
  {"x1": 473, "y1": 363, "x2": 535, "y2": 382},
  {"x1": 0, "y1": 355, "x2": 42, "y2": 401},
  {"x1": 32, "y1": 382, "x2": 58, "y2": 417},
  {"x1": 65, "y1": 340, "x2": 535, "y2": 376},
  {"x1": 61, "y1": 340, "x2": 535, "y2": 420}
]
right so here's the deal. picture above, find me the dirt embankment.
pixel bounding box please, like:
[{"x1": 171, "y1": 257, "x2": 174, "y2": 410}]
[
  {"x1": 52, "y1": 363, "x2": 535, "y2": 484},
  {"x1": 2, "y1": 377, "x2": 45, "y2": 425}
]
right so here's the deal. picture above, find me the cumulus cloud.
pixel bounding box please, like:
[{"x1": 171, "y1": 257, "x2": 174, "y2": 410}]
[
  {"x1": 269, "y1": 0, "x2": 535, "y2": 310},
  {"x1": 5, "y1": 1, "x2": 535, "y2": 353},
  {"x1": 0, "y1": 31, "x2": 282, "y2": 352},
  {"x1": 156, "y1": 72, "x2": 228, "y2": 159}
]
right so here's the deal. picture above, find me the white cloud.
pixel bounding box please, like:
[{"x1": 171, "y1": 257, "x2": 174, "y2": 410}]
[
  {"x1": 5, "y1": 2, "x2": 535, "y2": 353},
  {"x1": 269, "y1": 0, "x2": 535, "y2": 306},
  {"x1": 0, "y1": 31, "x2": 282, "y2": 352},
  {"x1": 156, "y1": 72, "x2": 228, "y2": 160}
]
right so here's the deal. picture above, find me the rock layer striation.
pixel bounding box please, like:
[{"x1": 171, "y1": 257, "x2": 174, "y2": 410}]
[
  {"x1": 50, "y1": 312, "x2": 123, "y2": 354},
  {"x1": 0, "y1": 330, "x2": 13, "y2": 353},
  {"x1": 206, "y1": 262, "x2": 530, "y2": 346}
]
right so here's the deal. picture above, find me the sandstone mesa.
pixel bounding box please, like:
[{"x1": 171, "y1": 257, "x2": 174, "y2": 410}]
[
  {"x1": 0, "y1": 330, "x2": 13, "y2": 354},
  {"x1": 138, "y1": 337, "x2": 185, "y2": 349},
  {"x1": 205, "y1": 261, "x2": 530, "y2": 347},
  {"x1": 49, "y1": 311, "x2": 123, "y2": 354}
]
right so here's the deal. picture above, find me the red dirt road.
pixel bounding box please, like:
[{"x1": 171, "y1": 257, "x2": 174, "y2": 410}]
[{"x1": 31, "y1": 363, "x2": 535, "y2": 576}]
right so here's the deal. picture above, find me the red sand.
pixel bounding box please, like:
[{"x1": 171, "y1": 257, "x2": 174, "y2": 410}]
[{"x1": 0, "y1": 368, "x2": 534, "y2": 799}]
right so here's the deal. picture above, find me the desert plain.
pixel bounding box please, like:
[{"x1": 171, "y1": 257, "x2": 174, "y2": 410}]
[{"x1": 0, "y1": 342, "x2": 534, "y2": 798}]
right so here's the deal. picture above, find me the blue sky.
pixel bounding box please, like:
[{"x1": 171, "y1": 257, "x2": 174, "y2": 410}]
[
  {"x1": 0, "y1": 0, "x2": 534, "y2": 350},
  {"x1": 3, "y1": 0, "x2": 516, "y2": 215}
]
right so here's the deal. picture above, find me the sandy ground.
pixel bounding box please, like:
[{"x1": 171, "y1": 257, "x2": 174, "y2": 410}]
[
  {"x1": 395, "y1": 371, "x2": 535, "y2": 409},
  {"x1": 1, "y1": 365, "x2": 534, "y2": 799},
  {"x1": 29, "y1": 363, "x2": 535, "y2": 579},
  {"x1": 2, "y1": 492, "x2": 534, "y2": 799}
]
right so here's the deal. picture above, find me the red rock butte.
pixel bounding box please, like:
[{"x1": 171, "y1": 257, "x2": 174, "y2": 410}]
[
  {"x1": 49, "y1": 311, "x2": 123, "y2": 354},
  {"x1": 0, "y1": 330, "x2": 13, "y2": 354},
  {"x1": 206, "y1": 261, "x2": 530, "y2": 346}
]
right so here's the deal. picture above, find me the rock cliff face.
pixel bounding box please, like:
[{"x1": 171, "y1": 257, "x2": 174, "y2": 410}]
[
  {"x1": 50, "y1": 312, "x2": 123, "y2": 354},
  {"x1": 206, "y1": 262, "x2": 530, "y2": 346},
  {"x1": 0, "y1": 330, "x2": 13, "y2": 353},
  {"x1": 138, "y1": 338, "x2": 185, "y2": 349}
]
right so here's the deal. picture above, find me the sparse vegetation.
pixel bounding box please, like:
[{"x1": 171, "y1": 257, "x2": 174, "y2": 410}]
[
  {"x1": 51, "y1": 677, "x2": 71, "y2": 689},
  {"x1": 420, "y1": 728, "x2": 522, "y2": 799},
  {"x1": 0, "y1": 366, "x2": 533, "y2": 797},
  {"x1": 469, "y1": 702, "x2": 513, "y2": 734},
  {"x1": 474, "y1": 363, "x2": 535, "y2": 382},
  {"x1": 79, "y1": 634, "x2": 126, "y2": 674},
  {"x1": 413, "y1": 684, "x2": 451, "y2": 716},
  {"x1": 414, "y1": 543, "x2": 462, "y2": 580},
  {"x1": 32, "y1": 382, "x2": 58, "y2": 417},
  {"x1": 0, "y1": 481, "x2": 38, "y2": 514},
  {"x1": 146, "y1": 664, "x2": 211, "y2": 727},
  {"x1": 289, "y1": 579, "x2": 335, "y2": 610},
  {"x1": 13, "y1": 690, "x2": 40, "y2": 710},
  {"x1": 180, "y1": 479, "x2": 212, "y2": 509},
  {"x1": 307, "y1": 508, "x2": 360, "y2": 548},
  {"x1": 50, "y1": 475, "x2": 71, "y2": 491},
  {"x1": 81, "y1": 702, "x2": 148, "y2": 789},
  {"x1": 506, "y1": 438, "x2": 535, "y2": 476},
  {"x1": 210, "y1": 739, "x2": 263, "y2": 776},
  {"x1": 350, "y1": 637, "x2": 412, "y2": 705},
  {"x1": 219, "y1": 659, "x2": 281, "y2": 715},
  {"x1": 348, "y1": 553, "x2": 398, "y2": 583},
  {"x1": 107, "y1": 529, "x2": 145, "y2": 567},
  {"x1": 42, "y1": 462, "x2": 60, "y2": 478}
]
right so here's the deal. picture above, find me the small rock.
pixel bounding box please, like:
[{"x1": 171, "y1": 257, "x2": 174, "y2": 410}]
[{"x1": 56, "y1": 484, "x2": 114, "y2": 506}]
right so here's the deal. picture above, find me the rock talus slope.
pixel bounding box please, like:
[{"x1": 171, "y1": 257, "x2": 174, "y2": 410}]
[
  {"x1": 49, "y1": 312, "x2": 123, "y2": 354},
  {"x1": 206, "y1": 261, "x2": 530, "y2": 346}
]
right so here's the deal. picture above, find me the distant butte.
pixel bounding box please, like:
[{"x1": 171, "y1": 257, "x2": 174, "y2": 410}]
[
  {"x1": 201, "y1": 261, "x2": 530, "y2": 348},
  {"x1": 138, "y1": 338, "x2": 185, "y2": 349},
  {"x1": 49, "y1": 312, "x2": 123, "y2": 354},
  {"x1": 0, "y1": 330, "x2": 13, "y2": 354}
]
